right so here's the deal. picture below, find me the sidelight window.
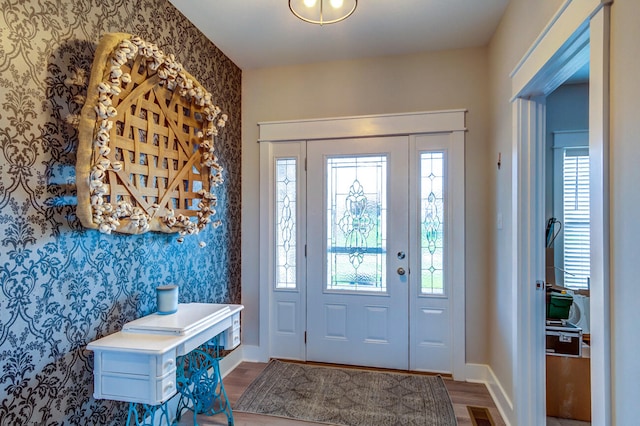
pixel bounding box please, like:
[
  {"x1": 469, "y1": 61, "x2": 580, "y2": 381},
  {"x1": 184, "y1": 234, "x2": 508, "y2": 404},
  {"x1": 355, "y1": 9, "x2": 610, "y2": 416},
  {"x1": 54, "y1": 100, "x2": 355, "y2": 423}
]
[
  {"x1": 419, "y1": 152, "x2": 445, "y2": 295},
  {"x1": 275, "y1": 158, "x2": 297, "y2": 289}
]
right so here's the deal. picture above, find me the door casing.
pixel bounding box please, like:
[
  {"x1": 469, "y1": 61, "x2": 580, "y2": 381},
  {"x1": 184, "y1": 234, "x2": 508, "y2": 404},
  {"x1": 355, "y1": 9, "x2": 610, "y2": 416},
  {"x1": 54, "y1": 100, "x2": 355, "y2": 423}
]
[
  {"x1": 258, "y1": 110, "x2": 467, "y2": 379},
  {"x1": 510, "y1": 1, "x2": 611, "y2": 424}
]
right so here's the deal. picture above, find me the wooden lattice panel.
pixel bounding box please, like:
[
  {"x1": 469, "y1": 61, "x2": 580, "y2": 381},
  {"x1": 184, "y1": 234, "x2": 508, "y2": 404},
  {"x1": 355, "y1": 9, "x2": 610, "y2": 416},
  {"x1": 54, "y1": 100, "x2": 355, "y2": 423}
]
[{"x1": 77, "y1": 33, "x2": 227, "y2": 238}]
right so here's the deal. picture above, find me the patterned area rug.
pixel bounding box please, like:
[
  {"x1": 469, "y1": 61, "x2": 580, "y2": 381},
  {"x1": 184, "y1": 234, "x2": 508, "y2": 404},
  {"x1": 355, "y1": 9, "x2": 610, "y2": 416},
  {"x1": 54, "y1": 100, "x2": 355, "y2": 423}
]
[{"x1": 234, "y1": 360, "x2": 458, "y2": 425}]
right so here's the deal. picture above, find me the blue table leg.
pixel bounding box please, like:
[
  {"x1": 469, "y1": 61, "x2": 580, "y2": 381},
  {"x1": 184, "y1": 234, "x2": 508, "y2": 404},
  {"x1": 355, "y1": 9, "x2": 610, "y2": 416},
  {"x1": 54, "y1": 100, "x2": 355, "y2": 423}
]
[
  {"x1": 126, "y1": 401, "x2": 171, "y2": 426},
  {"x1": 175, "y1": 338, "x2": 234, "y2": 426}
]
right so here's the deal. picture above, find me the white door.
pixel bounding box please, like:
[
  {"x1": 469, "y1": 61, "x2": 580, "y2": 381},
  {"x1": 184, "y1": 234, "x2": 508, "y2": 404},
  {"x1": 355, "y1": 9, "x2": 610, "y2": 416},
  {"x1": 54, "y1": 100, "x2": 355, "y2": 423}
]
[
  {"x1": 306, "y1": 134, "x2": 455, "y2": 372},
  {"x1": 306, "y1": 136, "x2": 410, "y2": 369},
  {"x1": 409, "y1": 134, "x2": 455, "y2": 373}
]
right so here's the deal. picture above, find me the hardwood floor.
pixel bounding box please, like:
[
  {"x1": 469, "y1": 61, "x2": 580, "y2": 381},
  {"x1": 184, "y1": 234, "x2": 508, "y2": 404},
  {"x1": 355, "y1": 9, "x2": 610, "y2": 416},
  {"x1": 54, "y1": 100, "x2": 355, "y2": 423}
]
[
  {"x1": 178, "y1": 362, "x2": 506, "y2": 426},
  {"x1": 546, "y1": 418, "x2": 590, "y2": 426}
]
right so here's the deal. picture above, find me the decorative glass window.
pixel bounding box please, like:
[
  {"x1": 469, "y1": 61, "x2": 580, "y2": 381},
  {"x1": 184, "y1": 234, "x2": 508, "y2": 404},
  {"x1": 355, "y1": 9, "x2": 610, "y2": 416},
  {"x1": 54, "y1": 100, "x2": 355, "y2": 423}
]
[
  {"x1": 420, "y1": 152, "x2": 445, "y2": 295},
  {"x1": 275, "y1": 158, "x2": 297, "y2": 289},
  {"x1": 326, "y1": 156, "x2": 387, "y2": 292}
]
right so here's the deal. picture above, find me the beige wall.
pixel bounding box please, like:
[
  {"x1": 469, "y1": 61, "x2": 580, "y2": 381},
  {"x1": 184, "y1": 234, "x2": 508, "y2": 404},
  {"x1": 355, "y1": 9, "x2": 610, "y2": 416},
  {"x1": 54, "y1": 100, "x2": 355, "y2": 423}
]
[
  {"x1": 609, "y1": 0, "x2": 640, "y2": 422},
  {"x1": 243, "y1": 2, "x2": 640, "y2": 420},
  {"x1": 487, "y1": 0, "x2": 564, "y2": 404},
  {"x1": 242, "y1": 47, "x2": 492, "y2": 364},
  {"x1": 489, "y1": 0, "x2": 640, "y2": 422}
]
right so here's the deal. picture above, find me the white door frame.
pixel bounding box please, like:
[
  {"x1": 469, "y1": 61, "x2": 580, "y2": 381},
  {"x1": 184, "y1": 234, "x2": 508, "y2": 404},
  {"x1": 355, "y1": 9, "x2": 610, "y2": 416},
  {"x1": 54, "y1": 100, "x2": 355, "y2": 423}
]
[
  {"x1": 510, "y1": 1, "x2": 611, "y2": 425},
  {"x1": 258, "y1": 110, "x2": 468, "y2": 379}
]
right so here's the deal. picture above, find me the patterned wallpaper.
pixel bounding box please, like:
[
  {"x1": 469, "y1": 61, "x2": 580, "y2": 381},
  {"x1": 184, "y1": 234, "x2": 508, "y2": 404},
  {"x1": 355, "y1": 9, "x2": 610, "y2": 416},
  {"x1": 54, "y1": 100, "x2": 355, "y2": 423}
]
[{"x1": 0, "y1": 0, "x2": 241, "y2": 424}]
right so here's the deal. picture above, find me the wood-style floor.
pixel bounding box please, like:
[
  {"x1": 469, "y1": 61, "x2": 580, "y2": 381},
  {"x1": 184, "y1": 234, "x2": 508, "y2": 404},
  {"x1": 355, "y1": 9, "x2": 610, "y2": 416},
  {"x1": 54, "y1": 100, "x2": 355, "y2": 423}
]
[{"x1": 178, "y1": 361, "x2": 506, "y2": 426}]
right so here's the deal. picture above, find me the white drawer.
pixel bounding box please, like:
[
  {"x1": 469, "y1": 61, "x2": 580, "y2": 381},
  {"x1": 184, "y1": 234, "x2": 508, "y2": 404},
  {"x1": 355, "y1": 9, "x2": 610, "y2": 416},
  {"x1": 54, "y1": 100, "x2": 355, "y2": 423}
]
[
  {"x1": 222, "y1": 327, "x2": 240, "y2": 349},
  {"x1": 157, "y1": 351, "x2": 176, "y2": 377},
  {"x1": 231, "y1": 313, "x2": 240, "y2": 330},
  {"x1": 157, "y1": 372, "x2": 177, "y2": 403},
  {"x1": 101, "y1": 351, "x2": 149, "y2": 376},
  {"x1": 99, "y1": 350, "x2": 175, "y2": 378},
  {"x1": 96, "y1": 368, "x2": 176, "y2": 405},
  {"x1": 221, "y1": 312, "x2": 241, "y2": 349}
]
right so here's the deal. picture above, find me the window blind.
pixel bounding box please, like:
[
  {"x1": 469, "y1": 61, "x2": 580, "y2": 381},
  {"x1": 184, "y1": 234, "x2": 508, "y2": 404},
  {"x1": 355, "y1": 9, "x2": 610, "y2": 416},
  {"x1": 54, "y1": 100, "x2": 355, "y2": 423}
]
[{"x1": 562, "y1": 148, "x2": 590, "y2": 289}]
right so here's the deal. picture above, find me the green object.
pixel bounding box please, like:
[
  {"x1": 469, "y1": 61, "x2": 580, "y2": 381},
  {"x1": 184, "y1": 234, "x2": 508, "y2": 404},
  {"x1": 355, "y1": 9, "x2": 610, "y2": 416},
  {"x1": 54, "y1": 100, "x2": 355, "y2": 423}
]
[{"x1": 547, "y1": 293, "x2": 574, "y2": 319}]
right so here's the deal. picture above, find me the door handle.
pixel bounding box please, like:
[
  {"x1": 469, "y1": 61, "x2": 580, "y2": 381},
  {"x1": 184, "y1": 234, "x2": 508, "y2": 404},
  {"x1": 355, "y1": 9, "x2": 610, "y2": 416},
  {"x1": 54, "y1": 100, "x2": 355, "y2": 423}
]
[{"x1": 397, "y1": 267, "x2": 406, "y2": 276}]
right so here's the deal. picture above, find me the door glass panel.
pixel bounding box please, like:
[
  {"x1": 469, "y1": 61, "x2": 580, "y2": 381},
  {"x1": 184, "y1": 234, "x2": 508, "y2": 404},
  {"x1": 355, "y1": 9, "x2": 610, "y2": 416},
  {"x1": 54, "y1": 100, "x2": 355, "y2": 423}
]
[
  {"x1": 275, "y1": 158, "x2": 296, "y2": 289},
  {"x1": 327, "y1": 156, "x2": 387, "y2": 292},
  {"x1": 420, "y1": 152, "x2": 445, "y2": 295}
]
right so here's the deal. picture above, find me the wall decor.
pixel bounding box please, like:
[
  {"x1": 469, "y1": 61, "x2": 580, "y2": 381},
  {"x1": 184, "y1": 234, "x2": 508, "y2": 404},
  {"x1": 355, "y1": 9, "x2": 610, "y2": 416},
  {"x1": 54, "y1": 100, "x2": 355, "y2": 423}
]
[
  {"x1": 77, "y1": 32, "x2": 228, "y2": 242},
  {"x1": 0, "y1": 0, "x2": 241, "y2": 424}
]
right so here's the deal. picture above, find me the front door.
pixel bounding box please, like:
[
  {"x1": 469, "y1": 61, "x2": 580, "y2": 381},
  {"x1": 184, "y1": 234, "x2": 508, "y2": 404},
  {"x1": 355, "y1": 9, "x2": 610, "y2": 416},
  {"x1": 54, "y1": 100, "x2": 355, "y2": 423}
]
[
  {"x1": 306, "y1": 134, "x2": 456, "y2": 372},
  {"x1": 306, "y1": 136, "x2": 410, "y2": 369}
]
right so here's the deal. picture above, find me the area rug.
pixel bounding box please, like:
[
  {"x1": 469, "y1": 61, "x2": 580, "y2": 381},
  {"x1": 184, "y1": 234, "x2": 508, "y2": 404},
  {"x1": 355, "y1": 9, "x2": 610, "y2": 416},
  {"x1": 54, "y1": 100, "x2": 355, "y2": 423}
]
[{"x1": 234, "y1": 360, "x2": 458, "y2": 425}]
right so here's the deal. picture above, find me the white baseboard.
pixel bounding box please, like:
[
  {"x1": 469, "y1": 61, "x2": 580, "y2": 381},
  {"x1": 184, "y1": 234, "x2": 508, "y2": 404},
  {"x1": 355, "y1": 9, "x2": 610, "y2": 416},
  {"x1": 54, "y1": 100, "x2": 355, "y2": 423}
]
[
  {"x1": 239, "y1": 344, "x2": 269, "y2": 362},
  {"x1": 219, "y1": 345, "x2": 245, "y2": 377},
  {"x1": 466, "y1": 363, "x2": 514, "y2": 426}
]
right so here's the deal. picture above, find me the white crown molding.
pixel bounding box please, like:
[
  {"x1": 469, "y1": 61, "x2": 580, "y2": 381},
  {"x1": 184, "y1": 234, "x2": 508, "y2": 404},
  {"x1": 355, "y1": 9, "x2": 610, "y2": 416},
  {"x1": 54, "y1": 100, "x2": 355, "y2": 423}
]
[{"x1": 258, "y1": 110, "x2": 467, "y2": 142}]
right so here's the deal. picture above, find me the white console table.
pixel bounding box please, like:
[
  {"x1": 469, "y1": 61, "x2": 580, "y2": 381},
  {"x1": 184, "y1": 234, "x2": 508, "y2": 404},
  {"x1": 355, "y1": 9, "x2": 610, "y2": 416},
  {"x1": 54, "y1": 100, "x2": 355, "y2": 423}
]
[{"x1": 87, "y1": 303, "x2": 243, "y2": 425}]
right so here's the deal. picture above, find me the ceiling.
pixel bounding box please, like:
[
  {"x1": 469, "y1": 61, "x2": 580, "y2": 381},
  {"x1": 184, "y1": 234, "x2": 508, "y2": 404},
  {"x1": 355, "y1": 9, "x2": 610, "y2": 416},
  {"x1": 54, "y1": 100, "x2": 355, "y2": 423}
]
[{"x1": 169, "y1": 0, "x2": 510, "y2": 70}]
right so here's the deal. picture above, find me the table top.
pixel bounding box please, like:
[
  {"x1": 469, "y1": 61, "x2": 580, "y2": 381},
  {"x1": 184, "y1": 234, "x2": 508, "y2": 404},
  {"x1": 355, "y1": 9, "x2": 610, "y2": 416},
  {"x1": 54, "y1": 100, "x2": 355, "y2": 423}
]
[
  {"x1": 87, "y1": 303, "x2": 243, "y2": 354},
  {"x1": 123, "y1": 303, "x2": 234, "y2": 335}
]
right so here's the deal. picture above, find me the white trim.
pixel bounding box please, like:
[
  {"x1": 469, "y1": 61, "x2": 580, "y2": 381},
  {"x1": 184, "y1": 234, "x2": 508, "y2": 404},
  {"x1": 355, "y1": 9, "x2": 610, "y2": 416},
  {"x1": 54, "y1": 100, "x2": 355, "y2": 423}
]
[
  {"x1": 258, "y1": 142, "x2": 273, "y2": 363},
  {"x1": 466, "y1": 363, "x2": 514, "y2": 426},
  {"x1": 236, "y1": 344, "x2": 269, "y2": 362},
  {"x1": 449, "y1": 130, "x2": 466, "y2": 380},
  {"x1": 408, "y1": 132, "x2": 465, "y2": 376},
  {"x1": 587, "y1": 7, "x2": 611, "y2": 424},
  {"x1": 511, "y1": 97, "x2": 547, "y2": 426},
  {"x1": 510, "y1": 0, "x2": 611, "y2": 98},
  {"x1": 509, "y1": 0, "x2": 573, "y2": 79},
  {"x1": 258, "y1": 109, "x2": 467, "y2": 142},
  {"x1": 258, "y1": 110, "x2": 468, "y2": 379},
  {"x1": 510, "y1": 1, "x2": 611, "y2": 424},
  {"x1": 265, "y1": 142, "x2": 307, "y2": 360}
]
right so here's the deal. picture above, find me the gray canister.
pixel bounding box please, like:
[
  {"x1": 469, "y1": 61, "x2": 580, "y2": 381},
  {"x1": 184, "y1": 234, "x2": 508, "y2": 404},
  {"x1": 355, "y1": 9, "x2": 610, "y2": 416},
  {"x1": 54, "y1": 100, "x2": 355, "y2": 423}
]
[{"x1": 156, "y1": 284, "x2": 178, "y2": 314}]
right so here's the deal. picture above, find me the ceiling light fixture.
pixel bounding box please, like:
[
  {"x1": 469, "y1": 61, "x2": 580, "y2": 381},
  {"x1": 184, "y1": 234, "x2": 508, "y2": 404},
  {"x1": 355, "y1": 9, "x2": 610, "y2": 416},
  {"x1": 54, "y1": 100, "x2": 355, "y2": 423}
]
[{"x1": 289, "y1": 0, "x2": 358, "y2": 25}]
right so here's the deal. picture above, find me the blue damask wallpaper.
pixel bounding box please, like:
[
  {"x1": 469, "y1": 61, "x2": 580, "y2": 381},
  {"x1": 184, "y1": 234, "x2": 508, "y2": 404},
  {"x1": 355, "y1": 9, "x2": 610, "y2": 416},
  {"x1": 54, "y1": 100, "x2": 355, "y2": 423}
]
[{"x1": 0, "y1": 0, "x2": 242, "y2": 424}]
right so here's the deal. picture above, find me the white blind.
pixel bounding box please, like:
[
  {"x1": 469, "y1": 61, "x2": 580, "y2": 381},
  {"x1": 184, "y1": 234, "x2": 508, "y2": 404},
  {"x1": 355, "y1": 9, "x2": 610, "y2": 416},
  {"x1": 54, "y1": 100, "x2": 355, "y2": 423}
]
[{"x1": 562, "y1": 148, "x2": 590, "y2": 289}]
